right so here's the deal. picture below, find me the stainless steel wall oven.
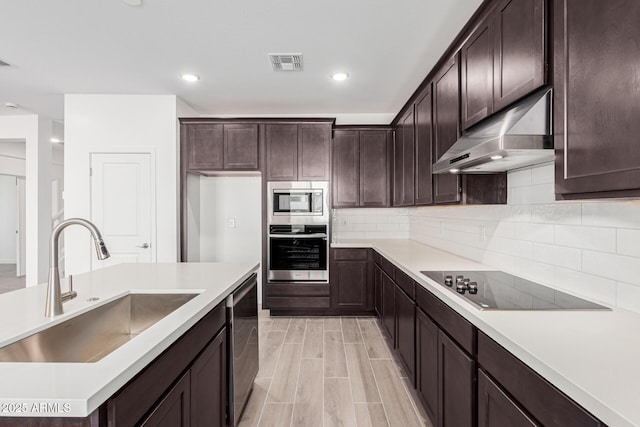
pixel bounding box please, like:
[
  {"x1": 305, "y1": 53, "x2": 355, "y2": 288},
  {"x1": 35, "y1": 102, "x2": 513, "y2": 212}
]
[{"x1": 268, "y1": 224, "x2": 328, "y2": 282}]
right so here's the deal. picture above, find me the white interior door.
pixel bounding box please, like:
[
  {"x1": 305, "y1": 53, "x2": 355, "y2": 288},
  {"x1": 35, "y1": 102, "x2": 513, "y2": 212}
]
[
  {"x1": 90, "y1": 153, "x2": 154, "y2": 269},
  {"x1": 16, "y1": 177, "x2": 26, "y2": 277}
]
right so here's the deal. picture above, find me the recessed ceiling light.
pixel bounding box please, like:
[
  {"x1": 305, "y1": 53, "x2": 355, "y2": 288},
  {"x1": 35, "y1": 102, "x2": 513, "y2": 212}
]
[
  {"x1": 122, "y1": 0, "x2": 142, "y2": 6},
  {"x1": 4, "y1": 102, "x2": 18, "y2": 109},
  {"x1": 449, "y1": 168, "x2": 460, "y2": 173},
  {"x1": 51, "y1": 138, "x2": 62, "y2": 143},
  {"x1": 181, "y1": 74, "x2": 200, "y2": 82},
  {"x1": 331, "y1": 72, "x2": 349, "y2": 81},
  {"x1": 490, "y1": 155, "x2": 504, "y2": 160}
]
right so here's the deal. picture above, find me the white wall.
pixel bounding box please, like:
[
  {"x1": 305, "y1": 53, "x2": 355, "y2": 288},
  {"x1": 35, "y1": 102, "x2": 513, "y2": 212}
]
[
  {"x1": 0, "y1": 115, "x2": 53, "y2": 285},
  {"x1": 0, "y1": 140, "x2": 26, "y2": 176},
  {"x1": 0, "y1": 175, "x2": 17, "y2": 263},
  {"x1": 197, "y1": 176, "x2": 262, "y2": 297},
  {"x1": 408, "y1": 162, "x2": 640, "y2": 314},
  {"x1": 64, "y1": 95, "x2": 180, "y2": 275}
]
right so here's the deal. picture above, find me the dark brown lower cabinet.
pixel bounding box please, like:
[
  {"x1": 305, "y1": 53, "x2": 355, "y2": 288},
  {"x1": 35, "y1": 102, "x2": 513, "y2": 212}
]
[
  {"x1": 416, "y1": 308, "x2": 439, "y2": 424},
  {"x1": 330, "y1": 249, "x2": 371, "y2": 312},
  {"x1": 190, "y1": 329, "x2": 227, "y2": 427},
  {"x1": 395, "y1": 285, "x2": 415, "y2": 384},
  {"x1": 439, "y1": 331, "x2": 475, "y2": 427},
  {"x1": 140, "y1": 372, "x2": 191, "y2": 427},
  {"x1": 374, "y1": 264, "x2": 383, "y2": 317},
  {"x1": 381, "y1": 271, "x2": 396, "y2": 345},
  {"x1": 478, "y1": 370, "x2": 537, "y2": 427}
]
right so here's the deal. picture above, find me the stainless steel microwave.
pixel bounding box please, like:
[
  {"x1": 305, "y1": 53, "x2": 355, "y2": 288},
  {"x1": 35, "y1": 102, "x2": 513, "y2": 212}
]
[{"x1": 267, "y1": 181, "x2": 329, "y2": 225}]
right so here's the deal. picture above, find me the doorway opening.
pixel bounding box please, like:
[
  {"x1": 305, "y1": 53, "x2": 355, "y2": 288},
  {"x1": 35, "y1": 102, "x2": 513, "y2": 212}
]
[{"x1": 0, "y1": 174, "x2": 26, "y2": 294}]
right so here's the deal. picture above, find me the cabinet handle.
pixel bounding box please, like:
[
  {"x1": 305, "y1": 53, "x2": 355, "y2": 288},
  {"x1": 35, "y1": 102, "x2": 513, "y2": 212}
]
[{"x1": 137, "y1": 243, "x2": 150, "y2": 249}]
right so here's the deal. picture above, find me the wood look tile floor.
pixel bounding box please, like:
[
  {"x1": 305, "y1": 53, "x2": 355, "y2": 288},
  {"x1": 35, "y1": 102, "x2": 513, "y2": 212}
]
[{"x1": 239, "y1": 309, "x2": 433, "y2": 427}]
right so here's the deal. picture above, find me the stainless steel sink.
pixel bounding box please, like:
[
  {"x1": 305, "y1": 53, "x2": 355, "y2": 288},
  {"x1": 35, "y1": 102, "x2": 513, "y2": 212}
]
[{"x1": 0, "y1": 293, "x2": 198, "y2": 363}]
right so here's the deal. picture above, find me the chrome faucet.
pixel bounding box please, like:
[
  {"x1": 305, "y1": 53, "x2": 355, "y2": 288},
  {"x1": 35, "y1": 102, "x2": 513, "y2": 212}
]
[{"x1": 45, "y1": 218, "x2": 111, "y2": 317}]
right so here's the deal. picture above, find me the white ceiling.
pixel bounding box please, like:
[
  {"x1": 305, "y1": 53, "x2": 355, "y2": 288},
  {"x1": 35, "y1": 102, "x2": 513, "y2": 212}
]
[{"x1": 0, "y1": 0, "x2": 482, "y2": 124}]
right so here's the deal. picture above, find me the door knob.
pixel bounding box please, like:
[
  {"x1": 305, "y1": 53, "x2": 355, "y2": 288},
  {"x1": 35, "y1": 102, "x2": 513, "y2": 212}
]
[{"x1": 137, "y1": 243, "x2": 150, "y2": 249}]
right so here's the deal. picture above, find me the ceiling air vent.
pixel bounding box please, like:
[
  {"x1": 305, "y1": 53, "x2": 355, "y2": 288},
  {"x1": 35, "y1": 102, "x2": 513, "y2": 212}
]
[
  {"x1": 269, "y1": 53, "x2": 303, "y2": 71},
  {"x1": 0, "y1": 58, "x2": 11, "y2": 67}
]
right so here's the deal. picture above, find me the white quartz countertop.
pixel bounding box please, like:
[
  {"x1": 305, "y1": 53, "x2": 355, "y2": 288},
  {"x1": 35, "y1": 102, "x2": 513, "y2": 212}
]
[
  {"x1": 0, "y1": 262, "x2": 259, "y2": 418},
  {"x1": 333, "y1": 239, "x2": 640, "y2": 427}
]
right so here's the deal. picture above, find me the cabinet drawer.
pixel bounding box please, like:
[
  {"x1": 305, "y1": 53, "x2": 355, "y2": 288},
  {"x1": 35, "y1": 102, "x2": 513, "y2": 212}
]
[
  {"x1": 415, "y1": 286, "x2": 475, "y2": 354},
  {"x1": 394, "y1": 269, "x2": 415, "y2": 300},
  {"x1": 108, "y1": 301, "x2": 225, "y2": 426},
  {"x1": 267, "y1": 296, "x2": 331, "y2": 309},
  {"x1": 478, "y1": 332, "x2": 602, "y2": 427},
  {"x1": 267, "y1": 283, "x2": 330, "y2": 297},
  {"x1": 333, "y1": 248, "x2": 369, "y2": 261},
  {"x1": 380, "y1": 257, "x2": 395, "y2": 279}
]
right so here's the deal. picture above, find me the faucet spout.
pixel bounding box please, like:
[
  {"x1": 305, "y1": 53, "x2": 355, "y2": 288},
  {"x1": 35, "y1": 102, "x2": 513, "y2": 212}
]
[{"x1": 45, "y1": 218, "x2": 111, "y2": 318}]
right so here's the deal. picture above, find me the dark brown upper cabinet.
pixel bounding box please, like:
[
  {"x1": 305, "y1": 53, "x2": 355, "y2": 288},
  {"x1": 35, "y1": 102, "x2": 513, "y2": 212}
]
[
  {"x1": 393, "y1": 109, "x2": 416, "y2": 206},
  {"x1": 461, "y1": 0, "x2": 545, "y2": 130},
  {"x1": 266, "y1": 123, "x2": 298, "y2": 180},
  {"x1": 493, "y1": 0, "x2": 545, "y2": 111},
  {"x1": 333, "y1": 128, "x2": 390, "y2": 208},
  {"x1": 433, "y1": 54, "x2": 462, "y2": 204},
  {"x1": 414, "y1": 86, "x2": 434, "y2": 206},
  {"x1": 266, "y1": 123, "x2": 331, "y2": 181},
  {"x1": 461, "y1": 16, "x2": 494, "y2": 129},
  {"x1": 554, "y1": 0, "x2": 640, "y2": 199},
  {"x1": 185, "y1": 124, "x2": 224, "y2": 170},
  {"x1": 223, "y1": 124, "x2": 259, "y2": 169},
  {"x1": 183, "y1": 122, "x2": 258, "y2": 171}
]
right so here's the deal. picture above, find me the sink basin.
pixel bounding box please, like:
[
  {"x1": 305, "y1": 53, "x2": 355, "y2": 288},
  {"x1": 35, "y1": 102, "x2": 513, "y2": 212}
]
[{"x1": 0, "y1": 293, "x2": 198, "y2": 363}]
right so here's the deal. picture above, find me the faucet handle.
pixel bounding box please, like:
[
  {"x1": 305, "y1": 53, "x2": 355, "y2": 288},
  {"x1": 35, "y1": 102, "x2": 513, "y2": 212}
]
[
  {"x1": 61, "y1": 275, "x2": 77, "y2": 303},
  {"x1": 68, "y1": 274, "x2": 73, "y2": 293}
]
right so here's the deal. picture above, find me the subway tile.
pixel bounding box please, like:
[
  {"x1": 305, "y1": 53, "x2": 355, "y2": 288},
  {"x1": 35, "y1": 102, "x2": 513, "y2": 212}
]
[
  {"x1": 377, "y1": 223, "x2": 400, "y2": 232},
  {"x1": 509, "y1": 183, "x2": 555, "y2": 205},
  {"x1": 582, "y1": 250, "x2": 640, "y2": 284},
  {"x1": 554, "y1": 267, "x2": 617, "y2": 305},
  {"x1": 483, "y1": 251, "x2": 516, "y2": 273},
  {"x1": 498, "y1": 205, "x2": 532, "y2": 222},
  {"x1": 530, "y1": 162, "x2": 554, "y2": 184},
  {"x1": 514, "y1": 258, "x2": 555, "y2": 286},
  {"x1": 530, "y1": 203, "x2": 581, "y2": 225},
  {"x1": 616, "y1": 282, "x2": 640, "y2": 313},
  {"x1": 513, "y1": 223, "x2": 554, "y2": 243},
  {"x1": 554, "y1": 225, "x2": 616, "y2": 253},
  {"x1": 617, "y1": 228, "x2": 640, "y2": 258},
  {"x1": 507, "y1": 168, "x2": 532, "y2": 188},
  {"x1": 582, "y1": 201, "x2": 640, "y2": 229},
  {"x1": 532, "y1": 243, "x2": 582, "y2": 271}
]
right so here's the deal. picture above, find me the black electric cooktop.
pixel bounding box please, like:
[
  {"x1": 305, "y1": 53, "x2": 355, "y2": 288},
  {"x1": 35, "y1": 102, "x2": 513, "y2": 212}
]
[{"x1": 420, "y1": 271, "x2": 610, "y2": 311}]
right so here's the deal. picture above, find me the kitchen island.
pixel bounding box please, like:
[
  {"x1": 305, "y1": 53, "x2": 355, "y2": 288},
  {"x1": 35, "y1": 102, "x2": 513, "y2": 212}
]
[
  {"x1": 0, "y1": 261, "x2": 259, "y2": 423},
  {"x1": 332, "y1": 239, "x2": 640, "y2": 427}
]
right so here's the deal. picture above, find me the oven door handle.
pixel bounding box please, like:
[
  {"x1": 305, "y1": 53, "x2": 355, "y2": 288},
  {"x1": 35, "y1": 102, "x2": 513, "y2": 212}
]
[{"x1": 269, "y1": 234, "x2": 327, "y2": 239}]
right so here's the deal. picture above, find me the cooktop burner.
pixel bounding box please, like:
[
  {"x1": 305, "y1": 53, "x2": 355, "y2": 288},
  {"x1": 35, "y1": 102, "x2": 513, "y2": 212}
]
[{"x1": 420, "y1": 270, "x2": 610, "y2": 310}]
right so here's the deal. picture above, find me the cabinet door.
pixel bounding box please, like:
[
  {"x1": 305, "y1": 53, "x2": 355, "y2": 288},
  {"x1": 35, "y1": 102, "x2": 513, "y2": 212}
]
[
  {"x1": 416, "y1": 308, "x2": 439, "y2": 426},
  {"x1": 401, "y1": 109, "x2": 416, "y2": 206},
  {"x1": 439, "y1": 331, "x2": 475, "y2": 427},
  {"x1": 395, "y1": 286, "x2": 416, "y2": 385},
  {"x1": 414, "y1": 87, "x2": 434, "y2": 206},
  {"x1": 374, "y1": 265, "x2": 383, "y2": 317},
  {"x1": 223, "y1": 124, "x2": 259, "y2": 169},
  {"x1": 433, "y1": 55, "x2": 462, "y2": 204},
  {"x1": 332, "y1": 260, "x2": 369, "y2": 311},
  {"x1": 299, "y1": 124, "x2": 330, "y2": 181},
  {"x1": 332, "y1": 130, "x2": 359, "y2": 207},
  {"x1": 266, "y1": 124, "x2": 298, "y2": 180},
  {"x1": 461, "y1": 17, "x2": 494, "y2": 129},
  {"x1": 140, "y1": 372, "x2": 191, "y2": 427},
  {"x1": 478, "y1": 370, "x2": 537, "y2": 427},
  {"x1": 494, "y1": 0, "x2": 545, "y2": 111},
  {"x1": 392, "y1": 127, "x2": 404, "y2": 206},
  {"x1": 381, "y1": 272, "x2": 396, "y2": 345},
  {"x1": 186, "y1": 124, "x2": 224, "y2": 170},
  {"x1": 360, "y1": 130, "x2": 390, "y2": 207},
  {"x1": 191, "y1": 328, "x2": 227, "y2": 427},
  {"x1": 554, "y1": 0, "x2": 640, "y2": 198}
]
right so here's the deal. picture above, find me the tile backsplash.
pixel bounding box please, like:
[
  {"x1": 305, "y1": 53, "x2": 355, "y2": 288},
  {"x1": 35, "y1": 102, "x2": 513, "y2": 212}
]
[
  {"x1": 409, "y1": 162, "x2": 640, "y2": 313},
  {"x1": 331, "y1": 208, "x2": 410, "y2": 240}
]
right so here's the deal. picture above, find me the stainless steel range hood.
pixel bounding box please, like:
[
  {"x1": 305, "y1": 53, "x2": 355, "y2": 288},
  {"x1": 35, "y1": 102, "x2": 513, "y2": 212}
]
[{"x1": 433, "y1": 88, "x2": 553, "y2": 174}]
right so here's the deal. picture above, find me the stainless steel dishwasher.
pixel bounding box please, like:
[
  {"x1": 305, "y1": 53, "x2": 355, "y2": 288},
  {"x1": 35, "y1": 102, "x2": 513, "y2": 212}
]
[{"x1": 226, "y1": 273, "x2": 259, "y2": 426}]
